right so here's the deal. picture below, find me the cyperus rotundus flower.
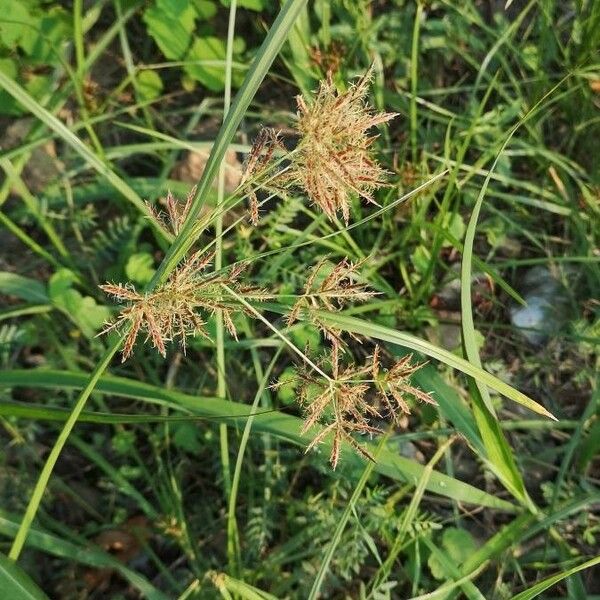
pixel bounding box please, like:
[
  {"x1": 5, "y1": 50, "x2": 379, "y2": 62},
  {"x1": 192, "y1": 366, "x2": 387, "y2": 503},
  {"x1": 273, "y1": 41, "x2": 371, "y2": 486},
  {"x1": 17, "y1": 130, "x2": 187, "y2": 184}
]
[{"x1": 286, "y1": 68, "x2": 397, "y2": 224}]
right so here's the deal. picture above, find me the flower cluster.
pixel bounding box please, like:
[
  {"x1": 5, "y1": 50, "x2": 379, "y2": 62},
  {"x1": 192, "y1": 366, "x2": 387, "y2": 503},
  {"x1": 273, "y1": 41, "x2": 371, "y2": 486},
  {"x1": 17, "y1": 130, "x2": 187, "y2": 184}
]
[
  {"x1": 97, "y1": 70, "x2": 415, "y2": 468},
  {"x1": 287, "y1": 257, "x2": 376, "y2": 353},
  {"x1": 239, "y1": 68, "x2": 396, "y2": 225},
  {"x1": 100, "y1": 251, "x2": 268, "y2": 361},
  {"x1": 290, "y1": 346, "x2": 434, "y2": 468},
  {"x1": 99, "y1": 190, "x2": 269, "y2": 361},
  {"x1": 240, "y1": 127, "x2": 284, "y2": 225},
  {"x1": 285, "y1": 68, "x2": 397, "y2": 223}
]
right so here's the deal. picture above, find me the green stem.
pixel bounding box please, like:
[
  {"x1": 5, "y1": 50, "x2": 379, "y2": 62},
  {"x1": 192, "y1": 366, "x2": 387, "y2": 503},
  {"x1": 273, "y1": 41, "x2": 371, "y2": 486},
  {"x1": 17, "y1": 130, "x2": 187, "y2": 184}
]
[
  {"x1": 216, "y1": 0, "x2": 237, "y2": 574},
  {"x1": 9, "y1": 340, "x2": 121, "y2": 559},
  {"x1": 410, "y1": 1, "x2": 423, "y2": 163},
  {"x1": 226, "y1": 349, "x2": 281, "y2": 579}
]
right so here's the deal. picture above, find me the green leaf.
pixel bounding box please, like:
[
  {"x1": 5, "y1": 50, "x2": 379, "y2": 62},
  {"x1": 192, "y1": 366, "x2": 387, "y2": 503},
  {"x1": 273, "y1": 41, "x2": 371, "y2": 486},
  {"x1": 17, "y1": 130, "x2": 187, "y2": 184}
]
[
  {"x1": 184, "y1": 36, "x2": 228, "y2": 91},
  {"x1": 510, "y1": 554, "x2": 600, "y2": 600},
  {"x1": 0, "y1": 552, "x2": 49, "y2": 600},
  {"x1": 48, "y1": 269, "x2": 110, "y2": 338},
  {"x1": 289, "y1": 323, "x2": 320, "y2": 352},
  {"x1": 125, "y1": 252, "x2": 156, "y2": 285},
  {"x1": 19, "y1": 7, "x2": 71, "y2": 64},
  {"x1": 275, "y1": 367, "x2": 298, "y2": 405},
  {"x1": 443, "y1": 528, "x2": 477, "y2": 563},
  {"x1": 143, "y1": 0, "x2": 196, "y2": 60},
  {"x1": 0, "y1": 1, "x2": 33, "y2": 48},
  {"x1": 0, "y1": 58, "x2": 21, "y2": 115},
  {"x1": 0, "y1": 368, "x2": 516, "y2": 511},
  {"x1": 0, "y1": 515, "x2": 168, "y2": 600},
  {"x1": 444, "y1": 212, "x2": 466, "y2": 246},
  {"x1": 412, "y1": 245, "x2": 431, "y2": 276},
  {"x1": 429, "y1": 528, "x2": 477, "y2": 580},
  {"x1": 136, "y1": 70, "x2": 163, "y2": 102},
  {"x1": 172, "y1": 422, "x2": 203, "y2": 453},
  {"x1": 221, "y1": 0, "x2": 264, "y2": 10},
  {"x1": 193, "y1": 0, "x2": 217, "y2": 19},
  {"x1": 0, "y1": 273, "x2": 49, "y2": 304}
]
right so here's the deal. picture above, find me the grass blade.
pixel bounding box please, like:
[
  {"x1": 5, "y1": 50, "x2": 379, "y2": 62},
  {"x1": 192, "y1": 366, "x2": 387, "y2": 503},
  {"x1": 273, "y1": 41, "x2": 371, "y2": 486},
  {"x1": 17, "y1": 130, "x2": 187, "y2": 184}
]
[
  {"x1": 510, "y1": 555, "x2": 600, "y2": 600},
  {"x1": 0, "y1": 515, "x2": 168, "y2": 600},
  {"x1": 0, "y1": 369, "x2": 515, "y2": 510},
  {"x1": 0, "y1": 70, "x2": 162, "y2": 235},
  {"x1": 0, "y1": 552, "x2": 49, "y2": 600},
  {"x1": 308, "y1": 436, "x2": 386, "y2": 600}
]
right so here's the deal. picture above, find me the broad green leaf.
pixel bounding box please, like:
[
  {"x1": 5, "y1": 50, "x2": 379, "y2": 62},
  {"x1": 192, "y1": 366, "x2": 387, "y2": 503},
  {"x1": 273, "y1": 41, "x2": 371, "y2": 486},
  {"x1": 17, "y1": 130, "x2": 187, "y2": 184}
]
[
  {"x1": 0, "y1": 1, "x2": 33, "y2": 48},
  {"x1": 185, "y1": 36, "x2": 230, "y2": 91},
  {"x1": 193, "y1": 0, "x2": 218, "y2": 19},
  {"x1": 221, "y1": 0, "x2": 264, "y2": 10},
  {"x1": 0, "y1": 552, "x2": 49, "y2": 600},
  {"x1": 143, "y1": 0, "x2": 196, "y2": 60},
  {"x1": 19, "y1": 6, "x2": 71, "y2": 64},
  {"x1": 136, "y1": 69, "x2": 163, "y2": 102},
  {"x1": 429, "y1": 527, "x2": 477, "y2": 580},
  {"x1": 0, "y1": 369, "x2": 515, "y2": 511},
  {"x1": 0, "y1": 272, "x2": 49, "y2": 304},
  {"x1": 423, "y1": 536, "x2": 486, "y2": 600},
  {"x1": 48, "y1": 270, "x2": 110, "y2": 338},
  {"x1": 125, "y1": 252, "x2": 156, "y2": 285}
]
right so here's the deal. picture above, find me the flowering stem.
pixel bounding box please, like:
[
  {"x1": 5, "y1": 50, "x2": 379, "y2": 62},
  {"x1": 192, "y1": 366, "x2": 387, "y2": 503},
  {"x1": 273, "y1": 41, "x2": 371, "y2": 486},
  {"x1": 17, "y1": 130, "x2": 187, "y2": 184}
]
[
  {"x1": 410, "y1": 1, "x2": 423, "y2": 163},
  {"x1": 217, "y1": 0, "x2": 238, "y2": 577},
  {"x1": 221, "y1": 284, "x2": 333, "y2": 383}
]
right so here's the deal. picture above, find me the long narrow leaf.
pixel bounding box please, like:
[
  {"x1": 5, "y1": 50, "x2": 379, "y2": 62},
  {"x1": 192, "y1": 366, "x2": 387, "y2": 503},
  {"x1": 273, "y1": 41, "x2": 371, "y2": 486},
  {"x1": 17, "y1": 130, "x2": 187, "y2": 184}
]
[
  {"x1": 0, "y1": 70, "x2": 160, "y2": 234},
  {"x1": 0, "y1": 369, "x2": 514, "y2": 510},
  {"x1": 0, "y1": 515, "x2": 168, "y2": 600},
  {"x1": 510, "y1": 554, "x2": 600, "y2": 600},
  {"x1": 0, "y1": 552, "x2": 49, "y2": 600},
  {"x1": 264, "y1": 305, "x2": 556, "y2": 420}
]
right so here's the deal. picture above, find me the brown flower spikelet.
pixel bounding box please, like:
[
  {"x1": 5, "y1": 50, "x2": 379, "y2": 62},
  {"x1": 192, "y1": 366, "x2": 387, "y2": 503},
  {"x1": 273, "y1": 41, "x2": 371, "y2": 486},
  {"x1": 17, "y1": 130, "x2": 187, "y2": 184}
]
[
  {"x1": 240, "y1": 127, "x2": 284, "y2": 225},
  {"x1": 145, "y1": 186, "x2": 196, "y2": 235},
  {"x1": 295, "y1": 349, "x2": 381, "y2": 469},
  {"x1": 287, "y1": 257, "x2": 377, "y2": 351},
  {"x1": 294, "y1": 346, "x2": 436, "y2": 468},
  {"x1": 99, "y1": 252, "x2": 269, "y2": 361},
  {"x1": 371, "y1": 345, "x2": 437, "y2": 421},
  {"x1": 286, "y1": 67, "x2": 397, "y2": 223}
]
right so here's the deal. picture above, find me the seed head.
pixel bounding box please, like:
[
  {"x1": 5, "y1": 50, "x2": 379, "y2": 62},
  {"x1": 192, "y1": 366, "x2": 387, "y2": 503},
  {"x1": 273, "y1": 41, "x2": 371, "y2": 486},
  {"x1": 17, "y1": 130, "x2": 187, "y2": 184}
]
[
  {"x1": 99, "y1": 252, "x2": 269, "y2": 361},
  {"x1": 295, "y1": 348, "x2": 381, "y2": 469},
  {"x1": 286, "y1": 68, "x2": 397, "y2": 223},
  {"x1": 240, "y1": 127, "x2": 285, "y2": 225},
  {"x1": 371, "y1": 345, "x2": 436, "y2": 422},
  {"x1": 291, "y1": 346, "x2": 436, "y2": 468},
  {"x1": 287, "y1": 257, "x2": 377, "y2": 351},
  {"x1": 145, "y1": 187, "x2": 196, "y2": 235}
]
